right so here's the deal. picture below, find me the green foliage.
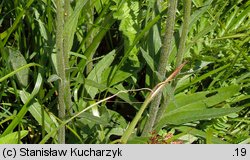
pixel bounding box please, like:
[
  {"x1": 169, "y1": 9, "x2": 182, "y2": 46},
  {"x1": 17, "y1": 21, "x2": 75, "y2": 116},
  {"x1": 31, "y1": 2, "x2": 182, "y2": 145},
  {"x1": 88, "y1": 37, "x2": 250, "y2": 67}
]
[
  {"x1": 85, "y1": 50, "x2": 115, "y2": 99},
  {"x1": 7, "y1": 47, "x2": 29, "y2": 88},
  {"x1": 19, "y1": 90, "x2": 58, "y2": 137},
  {"x1": 0, "y1": 0, "x2": 249, "y2": 144},
  {"x1": 0, "y1": 131, "x2": 28, "y2": 144}
]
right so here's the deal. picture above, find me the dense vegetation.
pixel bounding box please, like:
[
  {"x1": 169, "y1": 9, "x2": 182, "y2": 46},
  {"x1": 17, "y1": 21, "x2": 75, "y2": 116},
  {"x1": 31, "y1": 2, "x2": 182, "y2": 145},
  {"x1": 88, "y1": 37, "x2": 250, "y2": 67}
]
[{"x1": 0, "y1": 0, "x2": 249, "y2": 144}]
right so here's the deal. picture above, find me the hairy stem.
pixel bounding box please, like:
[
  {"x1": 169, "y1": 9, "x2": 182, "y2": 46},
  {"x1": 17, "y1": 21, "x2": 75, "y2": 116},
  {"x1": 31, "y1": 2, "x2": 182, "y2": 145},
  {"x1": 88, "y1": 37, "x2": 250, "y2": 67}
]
[
  {"x1": 142, "y1": 0, "x2": 178, "y2": 136},
  {"x1": 156, "y1": 0, "x2": 192, "y2": 124},
  {"x1": 175, "y1": 0, "x2": 191, "y2": 67},
  {"x1": 63, "y1": 0, "x2": 72, "y2": 116},
  {"x1": 56, "y1": 0, "x2": 66, "y2": 144}
]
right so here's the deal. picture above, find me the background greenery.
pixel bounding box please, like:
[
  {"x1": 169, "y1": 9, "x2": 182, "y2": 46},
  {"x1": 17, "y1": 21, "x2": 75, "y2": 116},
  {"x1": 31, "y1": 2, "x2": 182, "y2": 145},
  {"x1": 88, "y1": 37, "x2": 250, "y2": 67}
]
[{"x1": 0, "y1": 0, "x2": 249, "y2": 144}]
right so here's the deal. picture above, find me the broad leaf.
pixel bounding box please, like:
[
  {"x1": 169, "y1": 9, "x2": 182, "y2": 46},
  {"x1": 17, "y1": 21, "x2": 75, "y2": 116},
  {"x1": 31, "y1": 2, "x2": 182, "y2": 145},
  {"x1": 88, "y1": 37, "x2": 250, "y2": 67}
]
[
  {"x1": 155, "y1": 85, "x2": 243, "y2": 130},
  {"x1": 156, "y1": 107, "x2": 243, "y2": 128},
  {"x1": 85, "y1": 50, "x2": 115, "y2": 98},
  {"x1": 175, "y1": 126, "x2": 228, "y2": 144},
  {"x1": 77, "y1": 112, "x2": 110, "y2": 126},
  {"x1": 0, "y1": 131, "x2": 28, "y2": 144},
  {"x1": 19, "y1": 90, "x2": 58, "y2": 137},
  {"x1": 7, "y1": 47, "x2": 29, "y2": 87},
  {"x1": 101, "y1": 66, "x2": 132, "y2": 87}
]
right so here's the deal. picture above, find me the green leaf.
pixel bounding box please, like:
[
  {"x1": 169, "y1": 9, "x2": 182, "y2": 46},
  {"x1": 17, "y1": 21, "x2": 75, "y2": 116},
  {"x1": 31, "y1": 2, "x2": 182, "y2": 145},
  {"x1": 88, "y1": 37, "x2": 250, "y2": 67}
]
[
  {"x1": 0, "y1": 63, "x2": 41, "y2": 83},
  {"x1": 107, "y1": 7, "x2": 165, "y2": 87},
  {"x1": 175, "y1": 126, "x2": 228, "y2": 144},
  {"x1": 101, "y1": 66, "x2": 132, "y2": 87},
  {"x1": 156, "y1": 107, "x2": 243, "y2": 127},
  {"x1": 0, "y1": 131, "x2": 28, "y2": 144},
  {"x1": 37, "y1": 18, "x2": 48, "y2": 40},
  {"x1": 168, "y1": 85, "x2": 241, "y2": 113},
  {"x1": 47, "y1": 74, "x2": 61, "y2": 83},
  {"x1": 1, "y1": 73, "x2": 43, "y2": 137},
  {"x1": 188, "y1": 0, "x2": 213, "y2": 31},
  {"x1": 185, "y1": 11, "x2": 221, "y2": 54},
  {"x1": 112, "y1": 1, "x2": 139, "y2": 44},
  {"x1": 64, "y1": 0, "x2": 88, "y2": 52},
  {"x1": 50, "y1": 53, "x2": 57, "y2": 74},
  {"x1": 112, "y1": 0, "x2": 140, "y2": 67},
  {"x1": 19, "y1": 90, "x2": 58, "y2": 137},
  {"x1": 105, "y1": 114, "x2": 123, "y2": 142},
  {"x1": 69, "y1": 51, "x2": 87, "y2": 59},
  {"x1": 176, "y1": 64, "x2": 230, "y2": 92},
  {"x1": 84, "y1": 79, "x2": 107, "y2": 91},
  {"x1": 227, "y1": 5, "x2": 250, "y2": 32},
  {"x1": 94, "y1": 0, "x2": 109, "y2": 13},
  {"x1": 106, "y1": 128, "x2": 124, "y2": 140},
  {"x1": 7, "y1": 47, "x2": 29, "y2": 87},
  {"x1": 107, "y1": 108, "x2": 127, "y2": 128},
  {"x1": 1, "y1": 0, "x2": 34, "y2": 45},
  {"x1": 127, "y1": 136, "x2": 149, "y2": 144},
  {"x1": 140, "y1": 47, "x2": 156, "y2": 72},
  {"x1": 74, "y1": 13, "x2": 115, "y2": 77},
  {"x1": 85, "y1": 50, "x2": 115, "y2": 98},
  {"x1": 155, "y1": 85, "x2": 243, "y2": 129},
  {"x1": 77, "y1": 112, "x2": 110, "y2": 126}
]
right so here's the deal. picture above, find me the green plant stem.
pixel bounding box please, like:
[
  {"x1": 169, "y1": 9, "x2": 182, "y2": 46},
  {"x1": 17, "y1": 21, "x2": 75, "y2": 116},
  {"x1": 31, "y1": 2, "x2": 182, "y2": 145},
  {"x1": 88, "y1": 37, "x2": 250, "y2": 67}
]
[
  {"x1": 39, "y1": 62, "x2": 186, "y2": 144},
  {"x1": 155, "y1": 0, "x2": 192, "y2": 124},
  {"x1": 56, "y1": 0, "x2": 66, "y2": 144},
  {"x1": 120, "y1": 62, "x2": 187, "y2": 143},
  {"x1": 142, "y1": 0, "x2": 178, "y2": 136},
  {"x1": 63, "y1": 0, "x2": 72, "y2": 116},
  {"x1": 120, "y1": 91, "x2": 154, "y2": 143},
  {"x1": 40, "y1": 89, "x2": 141, "y2": 144},
  {"x1": 175, "y1": 0, "x2": 191, "y2": 67}
]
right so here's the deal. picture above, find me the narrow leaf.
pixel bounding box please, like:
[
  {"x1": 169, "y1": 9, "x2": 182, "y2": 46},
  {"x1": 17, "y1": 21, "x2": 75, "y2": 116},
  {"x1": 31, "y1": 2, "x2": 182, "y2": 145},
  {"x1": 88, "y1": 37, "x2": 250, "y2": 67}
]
[{"x1": 64, "y1": 0, "x2": 88, "y2": 52}]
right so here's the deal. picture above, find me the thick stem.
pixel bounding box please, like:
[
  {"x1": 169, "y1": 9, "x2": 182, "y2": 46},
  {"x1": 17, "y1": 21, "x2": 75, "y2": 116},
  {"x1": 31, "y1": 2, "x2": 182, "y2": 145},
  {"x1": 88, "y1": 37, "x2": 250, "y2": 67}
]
[
  {"x1": 56, "y1": 0, "x2": 66, "y2": 144},
  {"x1": 156, "y1": 0, "x2": 192, "y2": 124},
  {"x1": 142, "y1": 0, "x2": 178, "y2": 136},
  {"x1": 63, "y1": 0, "x2": 72, "y2": 115}
]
